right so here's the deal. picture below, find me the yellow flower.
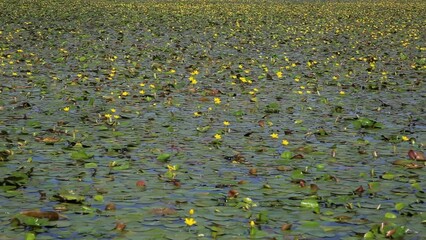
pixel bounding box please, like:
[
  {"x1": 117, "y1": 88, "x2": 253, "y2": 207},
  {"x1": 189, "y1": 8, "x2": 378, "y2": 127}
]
[
  {"x1": 189, "y1": 209, "x2": 194, "y2": 215},
  {"x1": 139, "y1": 83, "x2": 145, "y2": 87},
  {"x1": 189, "y1": 76, "x2": 197, "y2": 85},
  {"x1": 110, "y1": 108, "x2": 116, "y2": 113},
  {"x1": 239, "y1": 77, "x2": 247, "y2": 83},
  {"x1": 193, "y1": 112, "x2": 201, "y2": 117},
  {"x1": 167, "y1": 165, "x2": 177, "y2": 171},
  {"x1": 121, "y1": 91, "x2": 129, "y2": 96},
  {"x1": 401, "y1": 136, "x2": 409, "y2": 141},
  {"x1": 104, "y1": 113, "x2": 112, "y2": 118},
  {"x1": 190, "y1": 70, "x2": 199, "y2": 75},
  {"x1": 250, "y1": 220, "x2": 255, "y2": 228},
  {"x1": 214, "y1": 97, "x2": 221, "y2": 104},
  {"x1": 282, "y1": 139, "x2": 289, "y2": 146},
  {"x1": 339, "y1": 91, "x2": 345, "y2": 95},
  {"x1": 113, "y1": 115, "x2": 120, "y2": 119},
  {"x1": 139, "y1": 90, "x2": 145, "y2": 94},
  {"x1": 270, "y1": 133, "x2": 279, "y2": 139},
  {"x1": 185, "y1": 218, "x2": 196, "y2": 226},
  {"x1": 276, "y1": 71, "x2": 283, "y2": 78},
  {"x1": 63, "y1": 107, "x2": 70, "y2": 112},
  {"x1": 150, "y1": 84, "x2": 155, "y2": 89},
  {"x1": 214, "y1": 134, "x2": 222, "y2": 140},
  {"x1": 223, "y1": 121, "x2": 230, "y2": 126}
]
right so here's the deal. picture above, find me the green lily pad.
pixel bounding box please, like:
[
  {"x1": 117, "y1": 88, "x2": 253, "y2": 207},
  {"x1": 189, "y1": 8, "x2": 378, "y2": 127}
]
[
  {"x1": 71, "y1": 150, "x2": 93, "y2": 160},
  {"x1": 54, "y1": 192, "x2": 85, "y2": 203},
  {"x1": 157, "y1": 153, "x2": 171, "y2": 162}
]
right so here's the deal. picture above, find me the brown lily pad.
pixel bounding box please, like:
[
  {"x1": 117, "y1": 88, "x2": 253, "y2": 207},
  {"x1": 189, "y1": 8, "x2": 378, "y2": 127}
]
[
  {"x1": 281, "y1": 223, "x2": 292, "y2": 231},
  {"x1": 149, "y1": 208, "x2": 177, "y2": 216},
  {"x1": 408, "y1": 150, "x2": 425, "y2": 161},
  {"x1": 35, "y1": 136, "x2": 61, "y2": 144},
  {"x1": 20, "y1": 210, "x2": 60, "y2": 221},
  {"x1": 276, "y1": 166, "x2": 292, "y2": 171}
]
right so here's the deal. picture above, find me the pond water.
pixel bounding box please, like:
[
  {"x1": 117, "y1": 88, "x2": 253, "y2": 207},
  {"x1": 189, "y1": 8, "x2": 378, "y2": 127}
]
[{"x1": 0, "y1": 0, "x2": 425, "y2": 239}]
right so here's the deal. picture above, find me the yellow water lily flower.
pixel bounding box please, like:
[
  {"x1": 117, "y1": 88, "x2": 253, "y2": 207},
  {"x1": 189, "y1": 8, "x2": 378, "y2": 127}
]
[
  {"x1": 167, "y1": 165, "x2": 177, "y2": 171},
  {"x1": 185, "y1": 218, "x2": 196, "y2": 226},
  {"x1": 189, "y1": 76, "x2": 197, "y2": 85}
]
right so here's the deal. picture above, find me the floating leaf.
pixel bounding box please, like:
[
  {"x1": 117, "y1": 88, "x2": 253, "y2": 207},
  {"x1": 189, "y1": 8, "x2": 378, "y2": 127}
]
[
  {"x1": 291, "y1": 170, "x2": 304, "y2": 180},
  {"x1": 301, "y1": 199, "x2": 320, "y2": 213},
  {"x1": 301, "y1": 220, "x2": 320, "y2": 228},
  {"x1": 25, "y1": 232, "x2": 36, "y2": 240},
  {"x1": 352, "y1": 117, "x2": 384, "y2": 129},
  {"x1": 392, "y1": 159, "x2": 411, "y2": 166},
  {"x1": 149, "y1": 208, "x2": 177, "y2": 216},
  {"x1": 36, "y1": 136, "x2": 60, "y2": 144},
  {"x1": 112, "y1": 162, "x2": 130, "y2": 170},
  {"x1": 408, "y1": 150, "x2": 425, "y2": 161},
  {"x1": 84, "y1": 162, "x2": 98, "y2": 168},
  {"x1": 196, "y1": 125, "x2": 211, "y2": 132},
  {"x1": 94, "y1": 195, "x2": 104, "y2": 202},
  {"x1": 280, "y1": 151, "x2": 293, "y2": 159},
  {"x1": 381, "y1": 173, "x2": 395, "y2": 180},
  {"x1": 384, "y1": 212, "x2": 397, "y2": 219},
  {"x1": 12, "y1": 214, "x2": 50, "y2": 227},
  {"x1": 21, "y1": 210, "x2": 60, "y2": 221},
  {"x1": 265, "y1": 102, "x2": 280, "y2": 113},
  {"x1": 53, "y1": 192, "x2": 85, "y2": 203},
  {"x1": 281, "y1": 223, "x2": 292, "y2": 231},
  {"x1": 0, "y1": 149, "x2": 13, "y2": 161},
  {"x1": 157, "y1": 153, "x2": 171, "y2": 162},
  {"x1": 71, "y1": 150, "x2": 93, "y2": 160},
  {"x1": 395, "y1": 203, "x2": 405, "y2": 211}
]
